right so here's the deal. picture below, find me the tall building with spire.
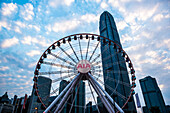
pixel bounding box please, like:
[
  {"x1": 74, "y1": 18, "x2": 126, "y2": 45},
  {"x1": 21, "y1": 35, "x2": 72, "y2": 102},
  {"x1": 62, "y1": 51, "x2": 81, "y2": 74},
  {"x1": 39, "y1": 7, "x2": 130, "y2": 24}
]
[{"x1": 99, "y1": 11, "x2": 136, "y2": 112}]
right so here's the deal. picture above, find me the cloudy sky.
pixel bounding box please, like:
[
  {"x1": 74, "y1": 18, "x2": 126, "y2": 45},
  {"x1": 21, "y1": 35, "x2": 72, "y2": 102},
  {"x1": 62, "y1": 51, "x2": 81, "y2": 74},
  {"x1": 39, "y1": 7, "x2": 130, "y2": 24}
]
[{"x1": 0, "y1": 0, "x2": 169, "y2": 110}]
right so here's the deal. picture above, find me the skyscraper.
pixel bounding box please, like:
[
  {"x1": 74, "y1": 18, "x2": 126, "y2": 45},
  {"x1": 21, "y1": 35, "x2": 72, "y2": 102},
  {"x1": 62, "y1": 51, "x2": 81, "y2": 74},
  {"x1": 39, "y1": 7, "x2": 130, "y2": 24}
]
[
  {"x1": 28, "y1": 76, "x2": 52, "y2": 113},
  {"x1": 99, "y1": 11, "x2": 136, "y2": 112},
  {"x1": 74, "y1": 80, "x2": 85, "y2": 113},
  {"x1": 139, "y1": 76, "x2": 167, "y2": 113},
  {"x1": 59, "y1": 80, "x2": 70, "y2": 113},
  {"x1": 58, "y1": 80, "x2": 85, "y2": 113}
]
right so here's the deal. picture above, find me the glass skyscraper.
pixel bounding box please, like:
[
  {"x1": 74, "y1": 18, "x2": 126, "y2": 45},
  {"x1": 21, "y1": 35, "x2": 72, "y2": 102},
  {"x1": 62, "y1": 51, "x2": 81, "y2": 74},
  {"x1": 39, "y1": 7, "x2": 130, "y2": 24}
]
[
  {"x1": 59, "y1": 80, "x2": 85, "y2": 113},
  {"x1": 74, "y1": 80, "x2": 85, "y2": 113},
  {"x1": 28, "y1": 76, "x2": 52, "y2": 113},
  {"x1": 99, "y1": 11, "x2": 136, "y2": 112},
  {"x1": 140, "y1": 76, "x2": 167, "y2": 113}
]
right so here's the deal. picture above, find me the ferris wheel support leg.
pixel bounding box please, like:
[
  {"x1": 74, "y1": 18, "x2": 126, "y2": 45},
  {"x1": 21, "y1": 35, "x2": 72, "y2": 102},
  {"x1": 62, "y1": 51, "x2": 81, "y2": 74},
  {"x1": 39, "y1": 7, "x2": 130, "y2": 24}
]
[
  {"x1": 88, "y1": 73, "x2": 124, "y2": 113},
  {"x1": 43, "y1": 73, "x2": 80, "y2": 113},
  {"x1": 88, "y1": 76, "x2": 115, "y2": 113},
  {"x1": 54, "y1": 74, "x2": 82, "y2": 113}
]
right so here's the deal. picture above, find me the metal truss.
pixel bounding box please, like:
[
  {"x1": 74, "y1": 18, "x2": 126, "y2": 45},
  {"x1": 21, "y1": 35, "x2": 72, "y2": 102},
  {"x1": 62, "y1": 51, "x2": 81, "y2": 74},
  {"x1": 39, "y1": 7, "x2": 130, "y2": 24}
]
[{"x1": 43, "y1": 73, "x2": 124, "y2": 113}]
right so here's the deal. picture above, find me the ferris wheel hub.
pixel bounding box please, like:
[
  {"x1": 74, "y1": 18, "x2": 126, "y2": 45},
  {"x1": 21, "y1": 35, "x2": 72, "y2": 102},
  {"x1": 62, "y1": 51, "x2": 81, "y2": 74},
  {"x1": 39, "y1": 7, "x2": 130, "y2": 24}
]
[{"x1": 76, "y1": 60, "x2": 91, "y2": 73}]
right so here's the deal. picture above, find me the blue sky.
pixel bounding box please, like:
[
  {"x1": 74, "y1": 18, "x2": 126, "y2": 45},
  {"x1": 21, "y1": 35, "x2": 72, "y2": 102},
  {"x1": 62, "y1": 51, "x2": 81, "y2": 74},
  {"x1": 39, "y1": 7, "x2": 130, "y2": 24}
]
[{"x1": 0, "y1": 0, "x2": 169, "y2": 111}]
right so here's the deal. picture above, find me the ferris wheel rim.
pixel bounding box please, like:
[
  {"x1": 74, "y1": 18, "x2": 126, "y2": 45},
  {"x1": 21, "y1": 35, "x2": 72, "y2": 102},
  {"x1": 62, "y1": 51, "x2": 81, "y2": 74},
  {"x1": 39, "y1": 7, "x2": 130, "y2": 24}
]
[{"x1": 33, "y1": 33, "x2": 136, "y2": 111}]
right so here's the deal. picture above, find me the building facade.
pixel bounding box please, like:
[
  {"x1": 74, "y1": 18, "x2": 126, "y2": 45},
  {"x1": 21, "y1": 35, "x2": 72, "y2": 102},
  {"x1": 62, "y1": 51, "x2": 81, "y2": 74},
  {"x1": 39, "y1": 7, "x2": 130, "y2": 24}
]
[
  {"x1": 99, "y1": 11, "x2": 136, "y2": 112},
  {"x1": 74, "y1": 80, "x2": 85, "y2": 113},
  {"x1": 28, "y1": 76, "x2": 52, "y2": 113},
  {"x1": 140, "y1": 76, "x2": 167, "y2": 113}
]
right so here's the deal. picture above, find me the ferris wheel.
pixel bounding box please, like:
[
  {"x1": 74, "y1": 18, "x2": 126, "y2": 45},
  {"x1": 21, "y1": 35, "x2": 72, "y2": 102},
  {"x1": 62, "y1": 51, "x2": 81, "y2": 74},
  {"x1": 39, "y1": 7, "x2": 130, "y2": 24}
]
[{"x1": 33, "y1": 33, "x2": 136, "y2": 113}]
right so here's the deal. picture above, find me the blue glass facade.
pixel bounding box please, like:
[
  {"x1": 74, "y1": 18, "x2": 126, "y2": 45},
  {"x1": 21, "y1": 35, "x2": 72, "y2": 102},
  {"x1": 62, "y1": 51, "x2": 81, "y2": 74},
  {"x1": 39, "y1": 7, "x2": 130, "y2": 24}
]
[
  {"x1": 74, "y1": 80, "x2": 85, "y2": 113},
  {"x1": 28, "y1": 76, "x2": 52, "y2": 113},
  {"x1": 140, "y1": 76, "x2": 167, "y2": 113},
  {"x1": 59, "y1": 80, "x2": 70, "y2": 113},
  {"x1": 99, "y1": 11, "x2": 136, "y2": 112},
  {"x1": 85, "y1": 101, "x2": 92, "y2": 113}
]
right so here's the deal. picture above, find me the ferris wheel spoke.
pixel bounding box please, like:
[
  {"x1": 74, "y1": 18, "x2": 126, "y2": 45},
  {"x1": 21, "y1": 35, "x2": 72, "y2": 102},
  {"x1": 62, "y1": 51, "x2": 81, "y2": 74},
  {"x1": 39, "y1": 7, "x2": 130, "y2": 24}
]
[
  {"x1": 88, "y1": 81, "x2": 101, "y2": 113},
  {"x1": 59, "y1": 46, "x2": 78, "y2": 64},
  {"x1": 94, "y1": 70, "x2": 129, "y2": 75},
  {"x1": 78, "y1": 37, "x2": 83, "y2": 60},
  {"x1": 102, "y1": 52, "x2": 122, "y2": 63},
  {"x1": 85, "y1": 38, "x2": 90, "y2": 60},
  {"x1": 68, "y1": 79, "x2": 82, "y2": 113},
  {"x1": 92, "y1": 60, "x2": 102, "y2": 66},
  {"x1": 52, "y1": 74, "x2": 75, "y2": 83},
  {"x1": 50, "y1": 53, "x2": 75, "y2": 66},
  {"x1": 91, "y1": 44, "x2": 109, "y2": 64},
  {"x1": 92, "y1": 75, "x2": 128, "y2": 100},
  {"x1": 102, "y1": 60, "x2": 127, "y2": 68},
  {"x1": 39, "y1": 70, "x2": 74, "y2": 75},
  {"x1": 89, "y1": 42, "x2": 100, "y2": 62},
  {"x1": 43, "y1": 61, "x2": 75, "y2": 69},
  {"x1": 68, "y1": 42, "x2": 80, "y2": 62},
  {"x1": 93, "y1": 73, "x2": 131, "y2": 87}
]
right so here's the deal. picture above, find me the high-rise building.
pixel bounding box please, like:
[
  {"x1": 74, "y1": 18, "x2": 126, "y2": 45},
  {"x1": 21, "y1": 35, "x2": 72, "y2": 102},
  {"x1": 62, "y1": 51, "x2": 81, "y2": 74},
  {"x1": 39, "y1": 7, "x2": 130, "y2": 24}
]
[
  {"x1": 59, "y1": 80, "x2": 70, "y2": 113},
  {"x1": 99, "y1": 11, "x2": 136, "y2": 112},
  {"x1": 28, "y1": 76, "x2": 52, "y2": 113},
  {"x1": 140, "y1": 76, "x2": 167, "y2": 113},
  {"x1": 74, "y1": 80, "x2": 85, "y2": 113},
  {"x1": 85, "y1": 101, "x2": 92, "y2": 113}
]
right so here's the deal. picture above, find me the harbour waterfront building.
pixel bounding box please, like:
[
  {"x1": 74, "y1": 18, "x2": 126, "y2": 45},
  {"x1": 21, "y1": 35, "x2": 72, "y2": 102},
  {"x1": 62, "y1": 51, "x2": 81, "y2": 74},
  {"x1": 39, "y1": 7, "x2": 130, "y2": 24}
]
[
  {"x1": 28, "y1": 76, "x2": 52, "y2": 113},
  {"x1": 140, "y1": 76, "x2": 167, "y2": 113},
  {"x1": 99, "y1": 11, "x2": 136, "y2": 112}
]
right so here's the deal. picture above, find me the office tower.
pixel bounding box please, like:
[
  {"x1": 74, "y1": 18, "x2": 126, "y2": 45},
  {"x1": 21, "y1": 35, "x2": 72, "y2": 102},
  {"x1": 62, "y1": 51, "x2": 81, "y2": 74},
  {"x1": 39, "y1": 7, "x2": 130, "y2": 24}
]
[
  {"x1": 59, "y1": 80, "x2": 70, "y2": 113},
  {"x1": 85, "y1": 101, "x2": 92, "y2": 113},
  {"x1": 74, "y1": 80, "x2": 85, "y2": 113},
  {"x1": 28, "y1": 76, "x2": 52, "y2": 113},
  {"x1": 99, "y1": 11, "x2": 136, "y2": 112},
  {"x1": 140, "y1": 76, "x2": 167, "y2": 113},
  {"x1": 97, "y1": 96, "x2": 106, "y2": 113}
]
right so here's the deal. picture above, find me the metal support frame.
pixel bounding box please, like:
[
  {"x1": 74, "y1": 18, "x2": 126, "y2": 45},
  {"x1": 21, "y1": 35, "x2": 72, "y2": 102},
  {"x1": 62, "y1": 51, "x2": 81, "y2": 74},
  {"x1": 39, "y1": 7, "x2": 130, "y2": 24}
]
[
  {"x1": 88, "y1": 73, "x2": 124, "y2": 113},
  {"x1": 88, "y1": 76, "x2": 115, "y2": 113},
  {"x1": 54, "y1": 74, "x2": 82, "y2": 113},
  {"x1": 43, "y1": 73, "x2": 80, "y2": 113},
  {"x1": 44, "y1": 72, "x2": 124, "y2": 113}
]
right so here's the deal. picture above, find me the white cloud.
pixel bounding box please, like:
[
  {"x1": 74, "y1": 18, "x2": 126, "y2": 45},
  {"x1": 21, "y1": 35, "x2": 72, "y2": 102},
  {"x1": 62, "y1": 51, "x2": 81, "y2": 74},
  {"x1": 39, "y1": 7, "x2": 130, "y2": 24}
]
[
  {"x1": 153, "y1": 14, "x2": 164, "y2": 22},
  {"x1": 81, "y1": 14, "x2": 99, "y2": 23},
  {"x1": 21, "y1": 36, "x2": 38, "y2": 45},
  {"x1": 15, "y1": 21, "x2": 26, "y2": 28},
  {"x1": 1, "y1": 37, "x2": 19, "y2": 48},
  {"x1": 146, "y1": 51, "x2": 158, "y2": 58},
  {"x1": 21, "y1": 35, "x2": 50, "y2": 47},
  {"x1": 0, "y1": 20, "x2": 11, "y2": 31},
  {"x1": 15, "y1": 21, "x2": 40, "y2": 32},
  {"x1": 0, "y1": 66, "x2": 9, "y2": 71},
  {"x1": 52, "y1": 19, "x2": 80, "y2": 32},
  {"x1": 48, "y1": 13, "x2": 99, "y2": 33},
  {"x1": 14, "y1": 26, "x2": 21, "y2": 33},
  {"x1": 121, "y1": 34, "x2": 133, "y2": 43},
  {"x1": 159, "y1": 84, "x2": 164, "y2": 90},
  {"x1": 28, "y1": 62, "x2": 37, "y2": 68},
  {"x1": 117, "y1": 21, "x2": 128, "y2": 31},
  {"x1": 156, "y1": 39, "x2": 170, "y2": 50},
  {"x1": 100, "y1": 1, "x2": 108, "y2": 9},
  {"x1": 20, "y1": 3, "x2": 34, "y2": 21},
  {"x1": 49, "y1": 0, "x2": 74, "y2": 7},
  {"x1": 1, "y1": 3, "x2": 17, "y2": 16},
  {"x1": 64, "y1": 0, "x2": 74, "y2": 6},
  {"x1": 26, "y1": 50, "x2": 41, "y2": 57},
  {"x1": 28, "y1": 25, "x2": 40, "y2": 32}
]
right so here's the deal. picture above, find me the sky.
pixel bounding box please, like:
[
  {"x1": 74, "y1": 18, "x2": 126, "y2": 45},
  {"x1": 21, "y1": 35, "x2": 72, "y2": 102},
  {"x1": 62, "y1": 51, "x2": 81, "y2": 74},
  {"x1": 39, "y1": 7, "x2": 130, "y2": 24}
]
[{"x1": 0, "y1": 0, "x2": 170, "y2": 110}]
